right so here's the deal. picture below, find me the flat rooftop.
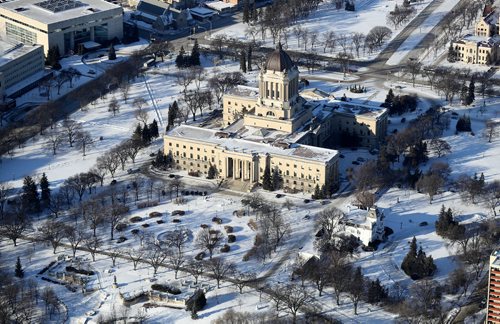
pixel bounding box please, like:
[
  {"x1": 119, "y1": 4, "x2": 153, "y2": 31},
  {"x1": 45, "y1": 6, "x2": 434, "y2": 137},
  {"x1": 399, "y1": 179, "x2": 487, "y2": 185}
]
[
  {"x1": 165, "y1": 125, "x2": 338, "y2": 164},
  {"x1": 0, "y1": 0, "x2": 121, "y2": 25},
  {"x1": 0, "y1": 39, "x2": 42, "y2": 69}
]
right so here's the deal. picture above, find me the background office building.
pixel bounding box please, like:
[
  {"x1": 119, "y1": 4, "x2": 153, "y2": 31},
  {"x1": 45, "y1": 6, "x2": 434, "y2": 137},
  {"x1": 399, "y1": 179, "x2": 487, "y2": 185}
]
[
  {"x1": 0, "y1": 39, "x2": 44, "y2": 100},
  {"x1": 0, "y1": 0, "x2": 123, "y2": 56}
]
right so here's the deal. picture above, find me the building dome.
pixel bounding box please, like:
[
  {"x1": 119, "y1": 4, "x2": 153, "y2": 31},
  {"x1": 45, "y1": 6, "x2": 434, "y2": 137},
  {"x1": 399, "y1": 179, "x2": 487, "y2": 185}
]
[{"x1": 265, "y1": 43, "x2": 294, "y2": 72}]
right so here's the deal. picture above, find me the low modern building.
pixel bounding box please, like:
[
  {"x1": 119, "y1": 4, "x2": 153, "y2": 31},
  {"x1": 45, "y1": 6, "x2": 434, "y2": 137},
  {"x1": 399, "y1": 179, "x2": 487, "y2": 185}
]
[
  {"x1": 0, "y1": 0, "x2": 123, "y2": 56},
  {"x1": 0, "y1": 39, "x2": 44, "y2": 100},
  {"x1": 487, "y1": 250, "x2": 500, "y2": 323},
  {"x1": 164, "y1": 125, "x2": 339, "y2": 193}
]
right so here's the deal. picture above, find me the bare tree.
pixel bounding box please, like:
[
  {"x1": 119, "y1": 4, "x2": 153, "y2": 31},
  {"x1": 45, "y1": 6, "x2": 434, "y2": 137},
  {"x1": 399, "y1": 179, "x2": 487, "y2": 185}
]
[
  {"x1": 429, "y1": 138, "x2": 451, "y2": 157},
  {"x1": 61, "y1": 119, "x2": 82, "y2": 147},
  {"x1": 0, "y1": 210, "x2": 32, "y2": 246},
  {"x1": 126, "y1": 247, "x2": 145, "y2": 270},
  {"x1": 84, "y1": 236, "x2": 102, "y2": 262},
  {"x1": 281, "y1": 284, "x2": 313, "y2": 324},
  {"x1": 162, "y1": 228, "x2": 189, "y2": 254},
  {"x1": 169, "y1": 178, "x2": 183, "y2": 198},
  {"x1": 185, "y1": 259, "x2": 204, "y2": 284},
  {"x1": 416, "y1": 173, "x2": 445, "y2": 203},
  {"x1": 485, "y1": 119, "x2": 500, "y2": 143},
  {"x1": 108, "y1": 98, "x2": 120, "y2": 117},
  {"x1": 351, "y1": 32, "x2": 365, "y2": 57},
  {"x1": 123, "y1": 138, "x2": 142, "y2": 164},
  {"x1": 135, "y1": 109, "x2": 149, "y2": 126},
  {"x1": 82, "y1": 199, "x2": 104, "y2": 237},
  {"x1": 144, "y1": 240, "x2": 169, "y2": 275},
  {"x1": 45, "y1": 132, "x2": 64, "y2": 155},
  {"x1": 205, "y1": 257, "x2": 235, "y2": 289},
  {"x1": 168, "y1": 249, "x2": 185, "y2": 279},
  {"x1": 355, "y1": 191, "x2": 375, "y2": 210},
  {"x1": 0, "y1": 183, "x2": 12, "y2": 218},
  {"x1": 107, "y1": 203, "x2": 129, "y2": 240},
  {"x1": 97, "y1": 152, "x2": 120, "y2": 178},
  {"x1": 234, "y1": 271, "x2": 256, "y2": 294},
  {"x1": 65, "y1": 173, "x2": 87, "y2": 201},
  {"x1": 120, "y1": 83, "x2": 130, "y2": 103},
  {"x1": 38, "y1": 219, "x2": 69, "y2": 254},
  {"x1": 195, "y1": 228, "x2": 224, "y2": 259},
  {"x1": 405, "y1": 59, "x2": 422, "y2": 87},
  {"x1": 133, "y1": 97, "x2": 147, "y2": 111},
  {"x1": 482, "y1": 181, "x2": 500, "y2": 216},
  {"x1": 65, "y1": 224, "x2": 87, "y2": 258},
  {"x1": 75, "y1": 131, "x2": 94, "y2": 157}
]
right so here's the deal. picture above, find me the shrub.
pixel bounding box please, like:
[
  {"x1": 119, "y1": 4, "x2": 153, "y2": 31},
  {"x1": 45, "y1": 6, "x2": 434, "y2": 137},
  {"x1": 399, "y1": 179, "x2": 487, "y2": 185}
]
[
  {"x1": 157, "y1": 220, "x2": 164, "y2": 224},
  {"x1": 151, "y1": 284, "x2": 182, "y2": 295},
  {"x1": 172, "y1": 219, "x2": 181, "y2": 223},
  {"x1": 175, "y1": 197, "x2": 186, "y2": 205},
  {"x1": 38, "y1": 261, "x2": 57, "y2": 275},
  {"x1": 131, "y1": 229, "x2": 140, "y2": 235},
  {"x1": 228, "y1": 235, "x2": 236, "y2": 243},
  {"x1": 188, "y1": 171, "x2": 200, "y2": 177},
  {"x1": 195, "y1": 252, "x2": 205, "y2": 261},
  {"x1": 130, "y1": 216, "x2": 143, "y2": 223},
  {"x1": 209, "y1": 229, "x2": 220, "y2": 235},
  {"x1": 66, "y1": 266, "x2": 95, "y2": 276},
  {"x1": 224, "y1": 225, "x2": 233, "y2": 233},
  {"x1": 142, "y1": 223, "x2": 150, "y2": 228},
  {"x1": 149, "y1": 212, "x2": 162, "y2": 218},
  {"x1": 115, "y1": 223, "x2": 127, "y2": 231},
  {"x1": 212, "y1": 217, "x2": 222, "y2": 224},
  {"x1": 200, "y1": 224, "x2": 210, "y2": 229},
  {"x1": 172, "y1": 210, "x2": 185, "y2": 216},
  {"x1": 220, "y1": 244, "x2": 230, "y2": 253},
  {"x1": 117, "y1": 236, "x2": 127, "y2": 243},
  {"x1": 137, "y1": 201, "x2": 159, "y2": 209}
]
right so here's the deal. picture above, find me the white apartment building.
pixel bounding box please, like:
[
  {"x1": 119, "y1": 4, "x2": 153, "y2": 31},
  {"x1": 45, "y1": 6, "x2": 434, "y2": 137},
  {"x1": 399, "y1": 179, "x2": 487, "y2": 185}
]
[{"x1": 0, "y1": 0, "x2": 123, "y2": 55}]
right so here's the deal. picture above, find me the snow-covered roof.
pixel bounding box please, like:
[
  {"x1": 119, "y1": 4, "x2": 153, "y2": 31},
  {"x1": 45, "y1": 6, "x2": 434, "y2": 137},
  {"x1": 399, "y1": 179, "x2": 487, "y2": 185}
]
[
  {"x1": 458, "y1": 34, "x2": 500, "y2": 47},
  {"x1": 165, "y1": 125, "x2": 338, "y2": 164},
  {"x1": 326, "y1": 100, "x2": 387, "y2": 119},
  {"x1": 226, "y1": 85, "x2": 259, "y2": 98},
  {"x1": 204, "y1": 0, "x2": 235, "y2": 11},
  {"x1": 0, "y1": 39, "x2": 42, "y2": 69},
  {"x1": 0, "y1": 0, "x2": 121, "y2": 25},
  {"x1": 188, "y1": 6, "x2": 215, "y2": 18}
]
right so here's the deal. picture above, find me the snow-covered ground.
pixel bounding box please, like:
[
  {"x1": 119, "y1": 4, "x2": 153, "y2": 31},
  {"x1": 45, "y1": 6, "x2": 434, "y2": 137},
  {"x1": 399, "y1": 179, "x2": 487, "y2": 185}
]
[
  {"x1": 1, "y1": 47, "x2": 499, "y2": 323},
  {"x1": 386, "y1": 0, "x2": 461, "y2": 65},
  {"x1": 210, "y1": 0, "x2": 432, "y2": 61}
]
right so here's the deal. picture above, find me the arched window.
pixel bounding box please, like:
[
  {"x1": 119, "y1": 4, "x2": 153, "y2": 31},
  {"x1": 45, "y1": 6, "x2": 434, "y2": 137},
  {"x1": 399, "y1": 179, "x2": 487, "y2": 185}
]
[{"x1": 266, "y1": 111, "x2": 275, "y2": 116}]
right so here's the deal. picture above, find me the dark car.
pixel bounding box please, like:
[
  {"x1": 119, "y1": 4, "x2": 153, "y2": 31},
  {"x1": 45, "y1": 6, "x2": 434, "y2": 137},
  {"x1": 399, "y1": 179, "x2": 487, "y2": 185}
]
[
  {"x1": 275, "y1": 194, "x2": 284, "y2": 198},
  {"x1": 352, "y1": 161, "x2": 360, "y2": 165},
  {"x1": 303, "y1": 199, "x2": 311, "y2": 204}
]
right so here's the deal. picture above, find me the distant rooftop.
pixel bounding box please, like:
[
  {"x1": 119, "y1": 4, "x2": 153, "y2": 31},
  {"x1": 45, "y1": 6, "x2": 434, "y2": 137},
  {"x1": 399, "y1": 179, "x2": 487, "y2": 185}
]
[
  {"x1": 166, "y1": 125, "x2": 338, "y2": 164},
  {"x1": 0, "y1": 0, "x2": 121, "y2": 25},
  {"x1": 226, "y1": 85, "x2": 259, "y2": 98},
  {"x1": 204, "y1": 1, "x2": 236, "y2": 11}
]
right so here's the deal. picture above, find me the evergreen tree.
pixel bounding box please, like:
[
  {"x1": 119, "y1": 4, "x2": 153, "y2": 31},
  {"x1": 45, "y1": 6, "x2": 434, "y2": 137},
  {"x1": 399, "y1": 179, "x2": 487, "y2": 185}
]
[
  {"x1": 312, "y1": 184, "x2": 322, "y2": 199},
  {"x1": 142, "y1": 124, "x2": 151, "y2": 144},
  {"x1": 167, "y1": 101, "x2": 179, "y2": 130},
  {"x1": 108, "y1": 44, "x2": 117, "y2": 60},
  {"x1": 243, "y1": 0, "x2": 250, "y2": 23},
  {"x1": 460, "y1": 85, "x2": 469, "y2": 105},
  {"x1": 149, "y1": 119, "x2": 159, "y2": 138},
  {"x1": 15, "y1": 257, "x2": 24, "y2": 278},
  {"x1": 207, "y1": 164, "x2": 218, "y2": 179},
  {"x1": 190, "y1": 40, "x2": 201, "y2": 66},
  {"x1": 447, "y1": 44, "x2": 457, "y2": 62},
  {"x1": 383, "y1": 89, "x2": 394, "y2": 108},
  {"x1": 262, "y1": 165, "x2": 273, "y2": 190},
  {"x1": 176, "y1": 46, "x2": 186, "y2": 68},
  {"x1": 271, "y1": 167, "x2": 283, "y2": 190},
  {"x1": 468, "y1": 78, "x2": 475, "y2": 104},
  {"x1": 40, "y1": 173, "x2": 51, "y2": 207},
  {"x1": 22, "y1": 176, "x2": 40, "y2": 213},
  {"x1": 240, "y1": 51, "x2": 247, "y2": 73},
  {"x1": 46, "y1": 46, "x2": 61, "y2": 66},
  {"x1": 251, "y1": 2, "x2": 258, "y2": 23},
  {"x1": 401, "y1": 236, "x2": 436, "y2": 279},
  {"x1": 321, "y1": 184, "x2": 330, "y2": 199},
  {"x1": 133, "y1": 124, "x2": 143, "y2": 141},
  {"x1": 247, "y1": 46, "x2": 252, "y2": 71},
  {"x1": 367, "y1": 279, "x2": 388, "y2": 304}
]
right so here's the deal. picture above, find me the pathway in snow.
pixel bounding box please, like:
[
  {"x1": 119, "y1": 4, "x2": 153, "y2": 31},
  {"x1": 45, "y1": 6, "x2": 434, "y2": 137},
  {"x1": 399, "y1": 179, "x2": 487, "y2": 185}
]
[{"x1": 143, "y1": 74, "x2": 164, "y2": 127}]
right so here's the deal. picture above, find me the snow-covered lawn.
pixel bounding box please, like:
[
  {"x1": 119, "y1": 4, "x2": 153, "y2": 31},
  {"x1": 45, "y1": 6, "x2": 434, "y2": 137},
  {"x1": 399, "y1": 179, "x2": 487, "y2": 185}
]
[{"x1": 211, "y1": 0, "x2": 432, "y2": 61}]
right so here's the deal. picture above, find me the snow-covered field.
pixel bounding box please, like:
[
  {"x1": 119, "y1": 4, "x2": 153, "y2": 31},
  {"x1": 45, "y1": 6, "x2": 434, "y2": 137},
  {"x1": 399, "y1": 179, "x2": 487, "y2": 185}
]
[
  {"x1": 210, "y1": 0, "x2": 432, "y2": 61},
  {"x1": 1, "y1": 43, "x2": 499, "y2": 323}
]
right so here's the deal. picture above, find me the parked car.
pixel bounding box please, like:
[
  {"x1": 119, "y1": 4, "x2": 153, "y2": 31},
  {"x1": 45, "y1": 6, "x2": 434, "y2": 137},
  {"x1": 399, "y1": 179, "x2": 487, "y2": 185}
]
[
  {"x1": 127, "y1": 168, "x2": 140, "y2": 174},
  {"x1": 352, "y1": 161, "x2": 360, "y2": 165},
  {"x1": 275, "y1": 194, "x2": 284, "y2": 198}
]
